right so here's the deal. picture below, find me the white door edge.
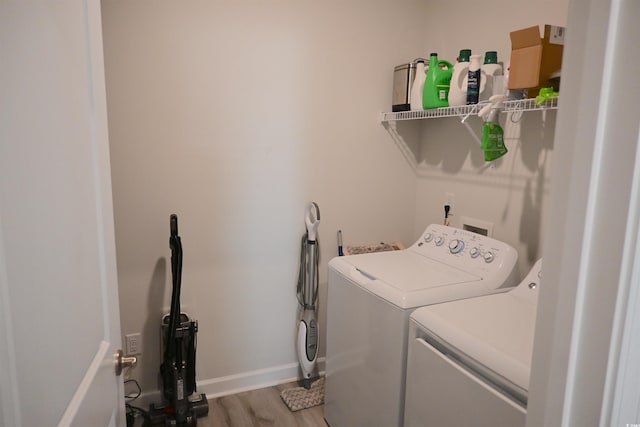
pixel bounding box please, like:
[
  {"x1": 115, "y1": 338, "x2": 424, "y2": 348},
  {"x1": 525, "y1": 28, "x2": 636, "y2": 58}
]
[{"x1": 0, "y1": 223, "x2": 20, "y2": 427}]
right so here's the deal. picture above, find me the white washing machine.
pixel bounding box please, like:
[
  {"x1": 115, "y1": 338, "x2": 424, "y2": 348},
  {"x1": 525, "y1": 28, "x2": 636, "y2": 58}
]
[
  {"x1": 324, "y1": 224, "x2": 519, "y2": 427},
  {"x1": 403, "y1": 259, "x2": 542, "y2": 427}
]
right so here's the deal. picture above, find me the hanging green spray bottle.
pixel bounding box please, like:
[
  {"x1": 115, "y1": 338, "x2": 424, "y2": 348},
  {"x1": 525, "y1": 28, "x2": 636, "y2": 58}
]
[{"x1": 478, "y1": 95, "x2": 507, "y2": 161}]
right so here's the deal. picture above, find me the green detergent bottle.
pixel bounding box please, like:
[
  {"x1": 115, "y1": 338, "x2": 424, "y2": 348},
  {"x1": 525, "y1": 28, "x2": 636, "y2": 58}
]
[{"x1": 422, "y1": 52, "x2": 454, "y2": 109}]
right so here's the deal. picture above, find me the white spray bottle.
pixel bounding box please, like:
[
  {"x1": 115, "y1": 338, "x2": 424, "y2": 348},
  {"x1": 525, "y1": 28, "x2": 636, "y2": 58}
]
[{"x1": 410, "y1": 59, "x2": 427, "y2": 111}]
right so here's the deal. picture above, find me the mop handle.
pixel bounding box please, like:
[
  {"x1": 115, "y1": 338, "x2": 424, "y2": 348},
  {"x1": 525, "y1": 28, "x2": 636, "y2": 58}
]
[
  {"x1": 306, "y1": 241, "x2": 317, "y2": 308},
  {"x1": 305, "y1": 203, "x2": 320, "y2": 242}
]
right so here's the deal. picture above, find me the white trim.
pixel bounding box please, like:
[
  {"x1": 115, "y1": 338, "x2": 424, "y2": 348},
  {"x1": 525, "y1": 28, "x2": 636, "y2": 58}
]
[
  {"x1": 604, "y1": 126, "x2": 640, "y2": 425},
  {"x1": 560, "y1": 0, "x2": 620, "y2": 420},
  {"x1": 528, "y1": 0, "x2": 639, "y2": 424},
  {"x1": 0, "y1": 215, "x2": 20, "y2": 427}
]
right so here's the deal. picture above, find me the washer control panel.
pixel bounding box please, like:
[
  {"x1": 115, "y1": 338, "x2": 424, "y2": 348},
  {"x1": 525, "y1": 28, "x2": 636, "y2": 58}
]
[{"x1": 412, "y1": 224, "x2": 517, "y2": 272}]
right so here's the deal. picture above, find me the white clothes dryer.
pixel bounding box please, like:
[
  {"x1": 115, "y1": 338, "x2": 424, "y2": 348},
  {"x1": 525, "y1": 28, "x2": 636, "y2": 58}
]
[
  {"x1": 403, "y1": 259, "x2": 542, "y2": 427},
  {"x1": 324, "y1": 224, "x2": 519, "y2": 427}
]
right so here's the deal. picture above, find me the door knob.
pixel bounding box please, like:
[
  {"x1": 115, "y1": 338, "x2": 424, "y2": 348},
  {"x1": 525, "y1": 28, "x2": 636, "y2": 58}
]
[{"x1": 115, "y1": 349, "x2": 137, "y2": 376}]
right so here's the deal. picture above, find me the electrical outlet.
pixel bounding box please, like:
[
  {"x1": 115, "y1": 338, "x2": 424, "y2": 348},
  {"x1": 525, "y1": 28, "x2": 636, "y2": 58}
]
[
  {"x1": 445, "y1": 192, "x2": 455, "y2": 214},
  {"x1": 125, "y1": 333, "x2": 142, "y2": 356}
]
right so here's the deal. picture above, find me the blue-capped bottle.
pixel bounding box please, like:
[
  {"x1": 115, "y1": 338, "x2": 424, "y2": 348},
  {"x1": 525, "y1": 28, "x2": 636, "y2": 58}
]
[{"x1": 466, "y1": 54, "x2": 482, "y2": 104}]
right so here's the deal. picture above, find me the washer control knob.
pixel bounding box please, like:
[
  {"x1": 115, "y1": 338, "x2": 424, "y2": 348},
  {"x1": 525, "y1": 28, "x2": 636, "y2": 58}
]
[
  {"x1": 484, "y1": 251, "x2": 495, "y2": 263},
  {"x1": 469, "y1": 247, "x2": 480, "y2": 258},
  {"x1": 424, "y1": 232, "x2": 434, "y2": 243},
  {"x1": 448, "y1": 239, "x2": 464, "y2": 254},
  {"x1": 434, "y1": 236, "x2": 444, "y2": 246}
]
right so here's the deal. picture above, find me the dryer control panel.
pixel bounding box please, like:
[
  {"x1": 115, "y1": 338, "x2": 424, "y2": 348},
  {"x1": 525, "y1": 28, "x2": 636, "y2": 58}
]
[{"x1": 410, "y1": 224, "x2": 518, "y2": 286}]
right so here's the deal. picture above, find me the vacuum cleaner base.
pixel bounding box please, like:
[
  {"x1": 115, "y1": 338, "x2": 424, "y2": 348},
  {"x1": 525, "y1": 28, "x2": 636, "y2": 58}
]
[{"x1": 148, "y1": 393, "x2": 209, "y2": 426}]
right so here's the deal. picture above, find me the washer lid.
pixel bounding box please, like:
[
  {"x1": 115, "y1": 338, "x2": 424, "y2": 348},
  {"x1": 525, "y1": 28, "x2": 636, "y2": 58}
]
[
  {"x1": 411, "y1": 290, "x2": 536, "y2": 395},
  {"x1": 343, "y1": 250, "x2": 480, "y2": 291},
  {"x1": 330, "y1": 251, "x2": 494, "y2": 309}
]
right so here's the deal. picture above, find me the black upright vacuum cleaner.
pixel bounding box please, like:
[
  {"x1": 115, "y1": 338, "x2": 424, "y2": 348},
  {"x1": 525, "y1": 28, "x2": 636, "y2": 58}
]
[{"x1": 149, "y1": 215, "x2": 209, "y2": 426}]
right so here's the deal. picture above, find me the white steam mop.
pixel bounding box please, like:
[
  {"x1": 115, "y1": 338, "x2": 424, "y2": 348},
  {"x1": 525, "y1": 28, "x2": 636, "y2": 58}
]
[
  {"x1": 296, "y1": 202, "x2": 320, "y2": 389},
  {"x1": 280, "y1": 203, "x2": 324, "y2": 411}
]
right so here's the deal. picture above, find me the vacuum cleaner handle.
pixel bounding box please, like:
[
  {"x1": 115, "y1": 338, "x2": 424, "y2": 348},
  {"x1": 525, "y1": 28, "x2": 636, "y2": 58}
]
[
  {"x1": 170, "y1": 213, "x2": 179, "y2": 238},
  {"x1": 169, "y1": 214, "x2": 182, "y2": 298},
  {"x1": 166, "y1": 214, "x2": 183, "y2": 362}
]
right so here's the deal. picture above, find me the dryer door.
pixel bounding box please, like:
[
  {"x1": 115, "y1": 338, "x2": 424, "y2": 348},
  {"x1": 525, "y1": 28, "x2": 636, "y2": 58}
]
[{"x1": 404, "y1": 337, "x2": 526, "y2": 427}]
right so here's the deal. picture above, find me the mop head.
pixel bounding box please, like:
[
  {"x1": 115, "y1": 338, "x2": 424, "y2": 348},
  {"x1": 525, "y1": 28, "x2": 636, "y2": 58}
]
[{"x1": 280, "y1": 377, "x2": 325, "y2": 412}]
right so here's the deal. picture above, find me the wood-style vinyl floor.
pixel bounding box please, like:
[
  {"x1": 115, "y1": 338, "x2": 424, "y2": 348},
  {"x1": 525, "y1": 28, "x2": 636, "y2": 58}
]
[
  {"x1": 133, "y1": 381, "x2": 327, "y2": 427},
  {"x1": 202, "y1": 381, "x2": 327, "y2": 427},
  {"x1": 132, "y1": 381, "x2": 327, "y2": 426}
]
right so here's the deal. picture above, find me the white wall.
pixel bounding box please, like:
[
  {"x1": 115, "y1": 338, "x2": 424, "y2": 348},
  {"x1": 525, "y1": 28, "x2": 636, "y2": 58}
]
[
  {"x1": 101, "y1": 0, "x2": 424, "y2": 396},
  {"x1": 102, "y1": 0, "x2": 569, "y2": 398},
  {"x1": 410, "y1": 0, "x2": 569, "y2": 276}
]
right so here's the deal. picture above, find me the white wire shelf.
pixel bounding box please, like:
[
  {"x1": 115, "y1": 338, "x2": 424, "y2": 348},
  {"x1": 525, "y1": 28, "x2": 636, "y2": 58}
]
[{"x1": 379, "y1": 97, "x2": 559, "y2": 123}]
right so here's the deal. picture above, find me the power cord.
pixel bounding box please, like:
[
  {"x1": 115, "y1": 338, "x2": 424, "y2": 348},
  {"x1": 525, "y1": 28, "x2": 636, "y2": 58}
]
[
  {"x1": 125, "y1": 378, "x2": 142, "y2": 400},
  {"x1": 444, "y1": 205, "x2": 451, "y2": 226},
  {"x1": 125, "y1": 379, "x2": 150, "y2": 427}
]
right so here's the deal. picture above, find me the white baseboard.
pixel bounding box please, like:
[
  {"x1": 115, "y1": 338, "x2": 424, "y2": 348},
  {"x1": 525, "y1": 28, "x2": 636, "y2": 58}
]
[
  {"x1": 200, "y1": 357, "x2": 325, "y2": 398},
  {"x1": 134, "y1": 358, "x2": 325, "y2": 409}
]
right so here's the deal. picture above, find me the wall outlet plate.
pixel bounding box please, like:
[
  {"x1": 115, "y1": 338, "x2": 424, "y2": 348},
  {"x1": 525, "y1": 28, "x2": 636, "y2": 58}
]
[
  {"x1": 460, "y1": 216, "x2": 494, "y2": 237},
  {"x1": 125, "y1": 333, "x2": 142, "y2": 355}
]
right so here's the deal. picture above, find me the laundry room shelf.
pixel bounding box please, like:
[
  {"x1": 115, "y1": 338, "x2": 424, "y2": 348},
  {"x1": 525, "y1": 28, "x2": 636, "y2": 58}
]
[{"x1": 379, "y1": 97, "x2": 559, "y2": 123}]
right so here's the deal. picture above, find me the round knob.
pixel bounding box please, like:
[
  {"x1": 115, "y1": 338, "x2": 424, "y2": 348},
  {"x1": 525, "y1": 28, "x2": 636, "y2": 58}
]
[
  {"x1": 448, "y1": 239, "x2": 464, "y2": 254},
  {"x1": 484, "y1": 251, "x2": 495, "y2": 263},
  {"x1": 424, "y1": 232, "x2": 433, "y2": 242},
  {"x1": 434, "y1": 236, "x2": 444, "y2": 246},
  {"x1": 469, "y1": 247, "x2": 480, "y2": 258},
  {"x1": 115, "y1": 350, "x2": 138, "y2": 376}
]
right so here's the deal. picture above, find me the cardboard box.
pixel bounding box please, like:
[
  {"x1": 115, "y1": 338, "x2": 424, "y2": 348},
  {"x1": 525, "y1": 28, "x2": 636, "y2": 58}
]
[{"x1": 508, "y1": 25, "x2": 565, "y2": 96}]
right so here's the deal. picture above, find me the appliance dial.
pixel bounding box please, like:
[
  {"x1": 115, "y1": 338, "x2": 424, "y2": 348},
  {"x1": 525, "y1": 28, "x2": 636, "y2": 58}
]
[
  {"x1": 484, "y1": 251, "x2": 495, "y2": 263},
  {"x1": 424, "y1": 232, "x2": 433, "y2": 242},
  {"x1": 434, "y1": 236, "x2": 444, "y2": 246},
  {"x1": 448, "y1": 239, "x2": 464, "y2": 254},
  {"x1": 469, "y1": 247, "x2": 480, "y2": 258}
]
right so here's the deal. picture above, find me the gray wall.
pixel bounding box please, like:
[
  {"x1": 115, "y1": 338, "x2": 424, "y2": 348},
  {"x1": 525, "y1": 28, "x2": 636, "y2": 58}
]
[
  {"x1": 411, "y1": 0, "x2": 568, "y2": 276},
  {"x1": 101, "y1": 0, "x2": 568, "y2": 397},
  {"x1": 102, "y1": 0, "x2": 423, "y2": 396}
]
